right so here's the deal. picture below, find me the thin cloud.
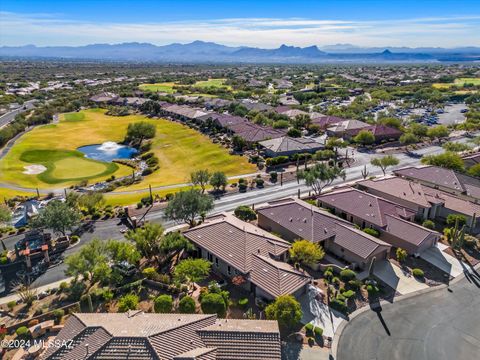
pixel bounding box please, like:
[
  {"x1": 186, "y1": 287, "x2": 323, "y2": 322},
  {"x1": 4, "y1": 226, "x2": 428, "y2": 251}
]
[{"x1": 0, "y1": 12, "x2": 478, "y2": 47}]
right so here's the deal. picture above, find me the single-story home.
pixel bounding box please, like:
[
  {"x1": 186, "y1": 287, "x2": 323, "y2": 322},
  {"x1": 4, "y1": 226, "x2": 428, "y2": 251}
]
[
  {"x1": 349, "y1": 124, "x2": 402, "y2": 142},
  {"x1": 326, "y1": 119, "x2": 370, "y2": 139},
  {"x1": 258, "y1": 136, "x2": 324, "y2": 157}
]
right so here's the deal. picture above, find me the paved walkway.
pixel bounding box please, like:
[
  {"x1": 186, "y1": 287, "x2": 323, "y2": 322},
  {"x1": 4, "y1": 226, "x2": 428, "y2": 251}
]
[
  {"x1": 420, "y1": 243, "x2": 469, "y2": 278},
  {"x1": 373, "y1": 260, "x2": 429, "y2": 295}
]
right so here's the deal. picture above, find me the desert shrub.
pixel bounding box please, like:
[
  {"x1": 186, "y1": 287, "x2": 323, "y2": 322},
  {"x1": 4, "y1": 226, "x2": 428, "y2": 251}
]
[
  {"x1": 363, "y1": 228, "x2": 380, "y2": 237},
  {"x1": 53, "y1": 309, "x2": 65, "y2": 322},
  {"x1": 16, "y1": 326, "x2": 29, "y2": 338},
  {"x1": 234, "y1": 206, "x2": 257, "y2": 221},
  {"x1": 7, "y1": 300, "x2": 16, "y2": 311},
  {"x1": 342, "y1": 290, "x2": 356, "y2": 299},
  {"x1": 238, "y1": 298, "x2": 249, "y2": 309},
  {"x1": 179, "y1": 296, "x2": 196, "y2": 313},
  {"x1": 269, "y1": 171, "x2": 278, "y2": 182},
  {"x1": 154, "y1": 295, "x2": 173, "y2": 313},
  {"x1": 396, "y1": 248, "x2": 408, "y2": 263},
  {"x1": 412, "y1": 268, "x2": 424, "y2": 278},
  {"x1": 366, "y1": 284, "x2": 379, "y2": 295},
  {"x1": 0, "y1": 256, "x2": 7, "y2": 265},
  {"x1": 118, "y1": 293, "x2": 139, "y2": 312},
  {"x1": 340, "y1": 269, "x2": 356, "y2": 281},
  {"x1": 142, "y1": 267, "x2": 158, "y2": 280},
  {"x1": 422, "y1": 220, "x2": 435, "y2": 230},
  {"x1": 314, "y1": 326, "x2": 323, "y2": 337},
  {"x1": 348, "y1": 280, "x2": 362, "y2": 290},
  {"x1": 464, "y1": 235, "x2": 478, "y2": 248},
  {"x1": 305, "y1": 323, "x2": 314, "y2": 335},
  {"x1": 446, "y1": 214, "x2": 467, "y2": 226},
  {"x1": 330, "y1": 297, "x2": 347, "y2": 313},
  {"x1": 201, "y1": 293, "x2": 226, "y2": 317}
]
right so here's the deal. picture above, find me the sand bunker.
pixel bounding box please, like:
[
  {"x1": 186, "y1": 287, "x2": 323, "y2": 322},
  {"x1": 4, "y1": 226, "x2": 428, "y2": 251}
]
[{"x1": 23, "y1": 164, "x2": 47, "y2": 175}]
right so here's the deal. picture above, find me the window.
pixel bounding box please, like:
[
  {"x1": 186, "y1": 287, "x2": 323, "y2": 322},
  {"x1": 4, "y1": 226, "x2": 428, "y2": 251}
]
[
  {"x1": 215, "y1": 257, "x2": 219, "y2": 268},
  {"x1": 227, "y1": 266, "x2": 231, "y2": 275}
]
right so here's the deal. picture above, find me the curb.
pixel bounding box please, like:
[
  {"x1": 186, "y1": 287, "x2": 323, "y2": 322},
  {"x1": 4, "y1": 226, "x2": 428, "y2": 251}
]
[{"x1": 331, "y1": 262, "x2": 480, "y2": 359}]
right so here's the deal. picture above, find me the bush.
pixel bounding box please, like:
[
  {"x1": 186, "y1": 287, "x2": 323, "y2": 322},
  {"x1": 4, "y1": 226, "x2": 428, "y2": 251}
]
[
  {"x1": 118, "y1": 293, "x2": 139, "y2": 312},
  {"x1": 101, "y1": 288, "x2": 114, "y2": 302},
  {"x1": 422, "y1": 220, "x2": 435, "y2": 230},
  {"x1": 340, "y1": 269, "x2": 356, "y2": 281},
  {"x1": 363, "y1": 228, "x2": 380, "y2": 237},
  {"x1": 53, "y1": 309, "x2": 65, "y2": 321},
  {"x1": 464, "y1": 235, "x2": 477, "y2": 248},
  {"x1": 269, "y1": 171, "x2": 278, "y2": 182},
  {"x1": 412, "y1": 268, "x2": 424, "y2": 278},
  {"x1": 266, "y1": 156, "x2": 289, "y2": 167},
  {"x1": 7, "y1": 300, "x2": 16, "y2": 311},
  {"x1": 69, "y1": 235, "x2": 80, "y2": 245},
  {"x1": 342, "y1": 290, "x2": 356, "y2": 299},
  {"x1": 238, "y1": 297, "x2": 249, "y2": 309},
  {"x1": 396, "y1": 248, "x2": 408, "y2": 263},
  {"x1": 234, "y1": 205, "x2": 257, "y2": 221},
  {"x1": 142, "y1": 267, "x2": 158, "y2": 280},
  {"x1": 446, "y1": 214, "x2": 467, "y2": 227},
  {"x1": 201, "y1": 293, "x2": 227, "y2": 317},
  {"x1": 314, "y1": 326, "x2": 323, "y2": 337},
  {"x1": 15, "y1": 326, "x2": 29, "y2": 338},
  {"x1": 305, "y1": 323, "x2": 314, "y2": 335},
  {"x1": 154, "y1": 295, "x2": 173, "y2": 313},
  {"x1": 366, "y1": 284, "x2": 379, "y2": 295},
  {"x1": 179, "y1": 295, "x2": 196, "y2": 313},
  {"x1": 0, "y1": 256, "x2": 7, "y2": 265},
  {"x1": 348, "y1": 279, "x2": 362, "y2": 290},
  {"x1": 329, "y1": 297, "x2": 347, "y2": 313}
]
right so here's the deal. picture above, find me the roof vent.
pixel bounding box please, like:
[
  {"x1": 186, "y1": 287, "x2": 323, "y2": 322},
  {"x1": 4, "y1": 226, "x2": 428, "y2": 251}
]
[
  {"x1": 258, "y1": 248, "x2": 261, "y2": 254},
  {"x1": 303, "y1": 218, "x2": 307, "y2": 223},
  {"x1": 289, "y1": 217, "x2": 293, "y2": 222}
]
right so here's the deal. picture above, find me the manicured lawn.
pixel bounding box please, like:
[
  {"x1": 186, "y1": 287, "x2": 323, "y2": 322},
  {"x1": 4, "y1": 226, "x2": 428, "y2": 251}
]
[
  {"x1": 433, "y1": 78, "x2": 480, "y2": 89},
  {"x1": 194, "y1": 78, "x2": 230, "y2": 89},
  {"x1": 64, "y1": 112, "x2": 85, "y2": 122},
  {"x1": 0, "y1": 188, "x2": 36, "y2": 201},
  {"x1": 0, "y1": 109, "x2": 255, "y2": 193},
  {"x1": 138, "y1": 82, "x2": 177, "y2": 93}
]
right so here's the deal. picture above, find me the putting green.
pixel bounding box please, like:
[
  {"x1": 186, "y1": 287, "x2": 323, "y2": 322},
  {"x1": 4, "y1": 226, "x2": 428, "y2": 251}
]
[{"x1": 0, "y1": 109, "x2": 256, "y2": 194}]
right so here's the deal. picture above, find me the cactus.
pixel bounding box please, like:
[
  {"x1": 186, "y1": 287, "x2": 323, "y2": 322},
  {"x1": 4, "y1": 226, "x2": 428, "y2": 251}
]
[
  {"x1": 361, "y1": 165, "x2": 370, "y2": 180},
  {"x1": 449, "y1": 219, "x2": 466, "y2": 250}
]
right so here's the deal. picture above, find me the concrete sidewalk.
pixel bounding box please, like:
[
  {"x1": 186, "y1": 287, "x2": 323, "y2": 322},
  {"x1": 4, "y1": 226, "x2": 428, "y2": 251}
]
[{"x1": 0, "y1": 277, "x2": 74, "y2": 305}]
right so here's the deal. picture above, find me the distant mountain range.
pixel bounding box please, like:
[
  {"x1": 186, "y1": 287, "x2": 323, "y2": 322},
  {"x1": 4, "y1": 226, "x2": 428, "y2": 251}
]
[{"x1": 1, "y1": 41, "x2": 480, "y2": 63}]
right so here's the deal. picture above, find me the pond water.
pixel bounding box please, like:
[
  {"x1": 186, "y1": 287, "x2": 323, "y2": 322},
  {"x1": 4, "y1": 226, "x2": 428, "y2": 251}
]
[{"x1": 77, "y1": 142, "x2": 138, "y2": 162}]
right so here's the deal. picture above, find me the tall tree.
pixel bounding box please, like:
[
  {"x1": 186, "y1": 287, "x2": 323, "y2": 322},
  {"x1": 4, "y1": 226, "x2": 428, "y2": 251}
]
[
  {"x1": 265, "y1": 295, "x2": 303, "y2": 329},
  {"x1": 65, "y1": 239, "x2": 110, "y2": 284},
  {"x1": 106, "y1": 239, "x2": 141, "y2": 264},
  {"x1": 0, "y1": 205, "x2": 12, "y2": 227},
  {"x1": 32, "y1": 200, "x2": 80, "y2": 236},
  {"x1": 125, "y1": 222, "x2": 164, "y2": 260},
  {"x1": 297, "y1": 163, "x2": 346, "y2": 195},
  {"x1": 370, "y1": 155, "x2": 400, "y2": 176},
  {"x1": 209, "y1": 171, "x2": 228, "y2": 192},
  {"x1": 174, "y1": 258, "x2": 211, "y2": 286},
  {"x1": 289, "y1": 240, "x2": 325, "y2": 268},
  {"x1": 125, "y1": 121, "x2": 156, "y2": 146},
  {"x1": 164, "y1": 189, "x2": 214, "y2": 227},
  {"x1": 325, "y1": 137, "x2": 347, "y2": 164},
  {"x1": 190, "y1": 169, "x2": 211, "y2": 193},
  {"x1": 421, "y1": 152, "x2": 465, "y2": 171},
  {"x1": 79, "y1": 192, "x2": 105, "y2": 215}
]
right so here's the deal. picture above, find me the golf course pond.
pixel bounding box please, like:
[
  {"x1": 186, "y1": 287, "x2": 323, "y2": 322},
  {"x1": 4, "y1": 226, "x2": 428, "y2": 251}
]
[{"x1": 77, "y1": 142, "x2": 138, "y2": 162}]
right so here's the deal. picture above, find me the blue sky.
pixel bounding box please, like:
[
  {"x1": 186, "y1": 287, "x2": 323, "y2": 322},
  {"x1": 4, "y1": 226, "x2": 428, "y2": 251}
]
[{"x1": 1, "y1": 0, "x2": 479, "y2": 47}]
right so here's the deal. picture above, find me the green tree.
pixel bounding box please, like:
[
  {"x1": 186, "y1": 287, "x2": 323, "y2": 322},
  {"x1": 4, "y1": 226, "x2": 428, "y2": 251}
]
[
  {"x1": 287, "y1": 128, "x2": 302, "y2": 138},
  {"x1": 378, "y1": 117, "x2": 401, "y2": 129},
  {"x1": 421, "y1": 152, "x2": 464, "y2": 171},
  {"x1": 468, "y1": 163, "x2": 480, "y2": 178},
  {"x1": 325, "y1": 137, "x2": 347, "y2": 164},
  {"x1": 154, "y1": 295, "x2": 173, "y2": 313},
  {"x1": 209, "y1": 171, "x2": 228, "y2": 192},
  {"x1": 32, "y1": 200, "x2": 80, "y2": 236},
  {"x1": 370, "y1": 155, "x2": 400, "y2": 176},
  {"x1": 179, "y1": 295, "x2": 196, "y2": 313},
  {"x1": 353, "y1": 130, "x2": 375, "y2": 146},
  {"x1": 396, "y1": 248, "x2": 408, "y2": 263},
  {"x1": 422, "y1": 220, "x2": 435, "y2": 230},
  {"x1": 234, "y1": 205, "x2": 257, "y2": 221},
  {"x1": 289, "y1": 239, "x2": 325, "y2": 267},
  {"x1": 0, "y1": 205, "x2": 12, "y2": 226},
  {"x1": 65, "y1": 239, "x2": 110, "y2": 284},
  {"x1": 106, "y1": 239, "x2": 141, "y2": 264},
  {"x1": 165, "y1": 189, "x2": 214, "y2": 227},
  {"x1": 201, "y1": 293, "x2": 226, "y2": 317},
  {"x1": 125, "y1": 121, "x2": 156, "y2": 146},
  {"x1": 125, "y1": 222, "x2": 164, "y2": 260},
  {"x1": 160, "y1": 231, "x2": 194, "y2": 254},
  {"x1": 427, "y1": 125, "x2": 449, "y2": 141},
  {"x1": 118, "y1": 293, "x2": 139, "y2": 312},
  {"x1": 190, "y1": 169, "x2": 211, "y2": 194},
  {"x1": 174, "y1": 258, "x2": 211, "y2": 286},
  {"x1": 232, "y1": 135, "x2": 246, "y2": 151},
  {"x1": 265, "y1": 295, "x2": 303, "y2": 329},
  {"x1": 446, "y1": 214, "x2": 467, "y2": 227},
  {"x1": 79, "y1": 192, "x2": 105, "y2": 215},
  {"x1": 292, "y1": 114, "x2": 311, "y2": 129},
  {"x1": 409, "y1": 123, "x2": 428, "y2": 138},
  {"x1": 298, "y1": 163, "x2": 346, "y2": 196}
]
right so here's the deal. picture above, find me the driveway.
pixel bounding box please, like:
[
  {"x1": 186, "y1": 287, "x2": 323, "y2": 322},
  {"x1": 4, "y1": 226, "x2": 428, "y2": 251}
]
[
  {"x1": 336, "y1": 268, "x2": 480, "y2": 360},
  {"x1": 373, "y1": 260, "x2": 428, "y2": 295},
  {"x1": 420, "y1": 243, "x2": 469, "y2": 278}
]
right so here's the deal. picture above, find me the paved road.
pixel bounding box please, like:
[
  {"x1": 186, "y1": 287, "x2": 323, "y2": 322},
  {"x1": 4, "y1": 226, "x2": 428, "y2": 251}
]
[
  {"x1": 0, "y1": 100, "x2": 36, "y2": 128},
  {"x1": 336, "y1": 269, "x2": 480, "y2": 360}
]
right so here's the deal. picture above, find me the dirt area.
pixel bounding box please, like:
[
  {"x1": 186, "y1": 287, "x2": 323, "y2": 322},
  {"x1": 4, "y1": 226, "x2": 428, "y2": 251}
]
[
  {"x1": 440, "y1": 237, "x2": 480, "y2": 267},
  {"x1": 390, "y1": 252, "x2": 450, "y2": 286}
]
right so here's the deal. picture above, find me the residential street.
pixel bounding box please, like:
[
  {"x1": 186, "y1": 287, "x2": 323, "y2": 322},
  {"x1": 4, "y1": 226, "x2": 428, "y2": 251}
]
[
  {"x1": 336, "y1": 268, "x2": 480, "y2": 360},
  {"x1": 0, "y1": 99, "x2": 36, "y2": 128}
]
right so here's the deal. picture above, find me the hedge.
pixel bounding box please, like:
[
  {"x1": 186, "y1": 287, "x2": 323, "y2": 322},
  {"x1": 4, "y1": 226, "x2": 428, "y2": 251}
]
[{"x1": 412, "y1": 268, "x2": 424, "y2": 278}]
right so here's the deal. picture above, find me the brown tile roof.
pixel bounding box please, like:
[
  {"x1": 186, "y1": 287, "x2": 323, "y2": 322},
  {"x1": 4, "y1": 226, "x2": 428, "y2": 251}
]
[
  {"x1": 394, "y1": 166, "x2": 480, "y2": 200},
  {"x1": 183, "y1": 214, "x2": 290, "y2": 273},
  {"x1": 249, "y1": 255, "x2": 311, "y2": 298},
  {"x1": 318, "y1": 188, "x2": 416, "y2": 228},
  {"x1": 422, "y1": 185, "x2": 480, "y2": 218},
  {"x1": 383, "y1": 215, "x2": 440, "y2": 246},
  {"x1": 327, "y1": 119, "x2": 370, "y2": 133},
  {"x1": 330, "y1": 223, "x2": 390, "y2": 260},
  {"x1": 357, "y1": 177, "x2": 432, "y2": 208},
  {"x1": 349, "y1": 124, "x2": 402, "y2": 138},
  {"x1": 258, "y1": 136, "x2": 323, "y2": 154},
  {"x1": 310, "y1": 115, "x2": 347, "y2": 129},
  {"x1": 43, "y1": 313, "x2": 280, "y2": 360},
  {"x1": 198, "y1": 319, "x2": 281, "y2": 360},
  {"x1": 257, "y1": 198, "x2": 351, "y2": 243}
]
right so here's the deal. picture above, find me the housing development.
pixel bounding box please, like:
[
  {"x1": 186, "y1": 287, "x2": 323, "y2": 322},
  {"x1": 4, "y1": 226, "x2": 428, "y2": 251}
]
[{"x1": 1, "y1": 1, "x2": 480, "y2": 360}]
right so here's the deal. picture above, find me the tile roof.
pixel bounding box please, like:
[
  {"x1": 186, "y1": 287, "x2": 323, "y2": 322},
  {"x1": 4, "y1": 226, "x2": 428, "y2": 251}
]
[
  {"x1": 383, "y1": 215, "x2": 439, "y2": 246},
  {"x1": 327, "y1": 119, "x2": 370, "y2": 133},
  {"x1": 330, "y1": 223, "x2": 390, "y2": 260},
  {"x1": 258, "y1": 136, "x2": 323, "y2": 154},
  {"x1": 43, "y1": 313, "x2": 281, "y2": 360},
  {"x1": 228, "y1": 122, "x2": 286, "y2": 143},
  {"x1": 249, "y1": 255, "x2": 311, "y2": 298},
  {"x1": 357, "y1": 177, "x2": 432, "y2": 208},
  {"x1": 310, "y1": 115, "x2": 347, "y2": 128},
  {"x1": 257, "y1": 198, "x2": 350, "y2": 243},
  {"x1": 422, "y1": 185, "x2": 480, "y2": 218},
  {"x1": 317, "y1": 188, "x2": 416, "y2": 228},
  {"x1": 350, "y1": 124, "x2": 402, "y2": 138},
  {"x1": 183, "y1": 214, "x2": 290, "y2": 274},
  {"x1": 394, "y1": 165, "x2": 480, "y2": 200}
]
